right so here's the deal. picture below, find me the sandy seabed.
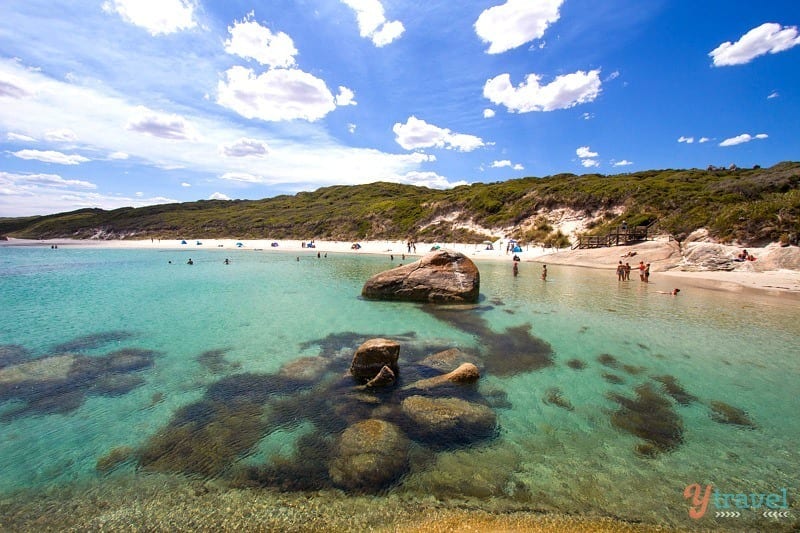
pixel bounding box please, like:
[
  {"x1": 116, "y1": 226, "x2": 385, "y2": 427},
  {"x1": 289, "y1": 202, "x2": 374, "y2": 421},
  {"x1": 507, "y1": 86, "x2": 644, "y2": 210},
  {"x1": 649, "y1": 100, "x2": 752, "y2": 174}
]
[{"x1": 0, "y1": 474, "x2": 683, "y2": 532}]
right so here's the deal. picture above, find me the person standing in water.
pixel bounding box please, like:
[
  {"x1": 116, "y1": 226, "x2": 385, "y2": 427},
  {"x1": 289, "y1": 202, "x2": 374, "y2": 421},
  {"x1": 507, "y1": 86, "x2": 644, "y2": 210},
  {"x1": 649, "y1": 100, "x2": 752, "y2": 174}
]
[{"x1": 541, "y1": 264, "x2": 547, "y2": 280}]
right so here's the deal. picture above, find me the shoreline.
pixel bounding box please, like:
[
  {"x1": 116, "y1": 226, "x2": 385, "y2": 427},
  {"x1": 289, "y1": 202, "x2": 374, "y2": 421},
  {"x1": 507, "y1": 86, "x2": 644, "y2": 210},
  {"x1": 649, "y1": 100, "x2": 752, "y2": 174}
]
[{"x1": 3, "y1": 236, "x2": 799, "y2": 299}]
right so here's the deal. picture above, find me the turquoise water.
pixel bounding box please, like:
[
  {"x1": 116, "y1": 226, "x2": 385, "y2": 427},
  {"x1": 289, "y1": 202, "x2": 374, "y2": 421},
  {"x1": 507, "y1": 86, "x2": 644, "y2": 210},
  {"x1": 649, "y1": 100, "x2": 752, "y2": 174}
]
[{"x1": 0, "y1": 245, "x2": 798, "y2": 530}]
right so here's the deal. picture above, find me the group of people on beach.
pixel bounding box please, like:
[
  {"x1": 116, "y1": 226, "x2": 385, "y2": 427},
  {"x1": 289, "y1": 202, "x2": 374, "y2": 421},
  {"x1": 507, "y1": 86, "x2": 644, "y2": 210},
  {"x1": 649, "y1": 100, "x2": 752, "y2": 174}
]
[
  {"x1": 616, "y1": 260, "x2": 651, "y2": 282},
  {"x1": 616, "y1": 258, "x2": 679, "y2": 295}
]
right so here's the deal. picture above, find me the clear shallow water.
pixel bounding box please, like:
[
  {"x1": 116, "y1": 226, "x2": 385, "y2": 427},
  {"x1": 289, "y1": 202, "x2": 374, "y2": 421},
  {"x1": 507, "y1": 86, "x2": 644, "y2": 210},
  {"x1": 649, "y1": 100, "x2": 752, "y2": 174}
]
[{"x1": 0, "y1": 245, "x2": 798, "y2": 530}]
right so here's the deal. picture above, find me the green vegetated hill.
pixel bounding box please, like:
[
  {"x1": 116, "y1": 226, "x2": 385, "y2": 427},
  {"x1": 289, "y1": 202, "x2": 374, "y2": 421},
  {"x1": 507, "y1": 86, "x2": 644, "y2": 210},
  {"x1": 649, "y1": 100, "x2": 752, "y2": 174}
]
[{"x1": 2, "y1": 162, "x2": 799, "y2": 246}]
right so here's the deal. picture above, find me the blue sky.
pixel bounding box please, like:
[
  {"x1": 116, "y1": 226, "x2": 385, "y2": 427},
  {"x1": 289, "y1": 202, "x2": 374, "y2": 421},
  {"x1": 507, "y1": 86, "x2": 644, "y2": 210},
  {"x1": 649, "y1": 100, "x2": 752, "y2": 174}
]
[{"x1": 1, "y1": 0, "x2": 798, "y2": 216}]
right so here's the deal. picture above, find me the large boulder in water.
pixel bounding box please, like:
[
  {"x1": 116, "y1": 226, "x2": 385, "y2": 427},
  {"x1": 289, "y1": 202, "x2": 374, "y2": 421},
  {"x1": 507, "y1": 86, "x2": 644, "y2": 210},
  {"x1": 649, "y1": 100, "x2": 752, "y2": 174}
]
[
  {"x1": 361, "y1": 249, "x2": 480, "y2": 303},
  {"x1": 328, "y1": 418, "x2": 410, "y2": 491},
  {"x1": 350, "y1": 338, "x2": 400, "y2": 383}
]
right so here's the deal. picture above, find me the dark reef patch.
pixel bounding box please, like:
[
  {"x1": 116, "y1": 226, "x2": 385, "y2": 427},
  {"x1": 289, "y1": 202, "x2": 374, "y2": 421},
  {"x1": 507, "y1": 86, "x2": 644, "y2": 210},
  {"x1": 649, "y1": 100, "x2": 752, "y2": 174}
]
[
  {"x1": 597, "y1": 354, "x2": 619, "y2": 368},
  {"x1": 709, "y1": 401, "x2": 756, "y2": 428},
  {"x1": 621, "y1": 364, "x2": 646, "y2": 376},
  {"x1": 543, "y1": 387, "x2": 574, "y2": 411},
  {"x1": 0, "y1": 344, "x2": 31, "y2": 368},
  {"x1": 602, "y1": 372, "x2": 625, "y2": 385},
  {"x1": 138, "y1": 400, "x2": 267, "y2": 477},
  {"x1": 652, "y1": 375, "x2": 697, "y2": 406},
  {"x1": 566, "y1": 359, "x2": 586, "y2": 370},
  {"x1": 96, "y1": 446, "x2": 135, "y2": 473},
  {"x1": 206, "y1": 373, "x2": 307, "y2": 405},
  {"x1": 197, "y1": 348, "x2": 241, "y2": 374},
  {"x1": 232, "y1": 431, "x2": 335, "y2": 492},
  {"x1": 0, "y1": 348, "x2": 158, "y2": 420},
  {"x1": 425, "y1": 307, "x2": 553, "y2": 377},
  {"x1": 52, "y1": 330, "x2": 135, "y2": 353},
  {"x1": 607, "y1": 383, "x2": 684, "y2": 456}
]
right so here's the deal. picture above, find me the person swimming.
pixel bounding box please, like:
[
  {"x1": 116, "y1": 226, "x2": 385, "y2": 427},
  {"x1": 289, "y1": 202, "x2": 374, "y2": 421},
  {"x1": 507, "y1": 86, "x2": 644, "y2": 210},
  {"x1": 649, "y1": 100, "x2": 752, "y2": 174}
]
[{"x1": 656, "y1": 288, "x2": 680, "y2": 295}]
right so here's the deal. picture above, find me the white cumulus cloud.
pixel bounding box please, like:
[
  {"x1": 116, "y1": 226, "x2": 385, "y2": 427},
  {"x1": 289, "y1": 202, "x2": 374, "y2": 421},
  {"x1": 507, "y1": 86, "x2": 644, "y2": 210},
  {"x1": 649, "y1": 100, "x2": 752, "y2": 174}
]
[
  {"x1": 12, "y1": 149, "x2": 90, "y2": 165},
  {"x1": 217, "y1": 66, "x2": 342, "y2": 122},
  {"x1": 709, "y1": 23, "x2": 800, "y2": 67},
  {"x1": 341, "y1": 0, "x2": 405, "y2": 47},
  {"x1": 209, "y1": 192, "x2": 232, "y2": 200},
  {"x1": 491, "y1": 160, "x2": 523, "y2": 170},
  {"x1": 224, "y1": 13, "x2": 297, "y2": 69},
  {"x1": 335, "y1": 86, "x2": 357, "y2": 106},
  {"x1": 102, "y1": 0, "x2": 197, "y2": 36},
  {"x1": 396, "y1": 171, "x2": 467, "y2": 189},
  {"x1": 613, "y1": 160, "x2": 633, "y2": 167},
  {"x1": 219, "y1": 138, "x2": 270, "y2": 158},
  {"x1": 393, "y1": 116, "x2": 485, "y2": 152},
  {"x1": 475, "y1": 0, "x2": 562, "y2": 54},
  {"x1": 484, "y1": 70, "x2": 601, "y2": 113},
  {"x1": 126, "y1": 106, "x2": 196, "y2": 140},
  {"x1": 576, "y1": 146, "x2": 599, "y2": 168},
  {"x1": 483, "y1": 108, "x2": 496, "y2": 118},
  {"x1": 678, "y1": 136, "x2": 694, "y2": 144},
  {"x1": 719, "y1": 133, "x2": 768, "y2": 147},
  {"x1": 44, "y1": 128, "x2": 78, "y2": 142},
  {"x1": 7, "y1": 132, "x2": 37, "y2": 142}
]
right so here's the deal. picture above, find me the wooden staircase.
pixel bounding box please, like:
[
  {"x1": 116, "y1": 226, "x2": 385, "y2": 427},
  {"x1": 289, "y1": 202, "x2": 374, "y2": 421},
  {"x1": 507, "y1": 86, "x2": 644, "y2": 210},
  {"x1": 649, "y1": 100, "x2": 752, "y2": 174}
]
[{"x1": 572, "y1": 222, "x2": 654, "y2": 250}]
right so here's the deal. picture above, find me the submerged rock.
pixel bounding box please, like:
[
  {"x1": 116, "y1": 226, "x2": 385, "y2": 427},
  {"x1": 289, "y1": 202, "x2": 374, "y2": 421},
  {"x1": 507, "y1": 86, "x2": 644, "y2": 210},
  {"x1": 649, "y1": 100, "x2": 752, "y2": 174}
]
[
  {"x1": 350, "y1": 338, "x2": 400, "y2": 383},
  {"x1": 365, "y1": 365, "x2": 396, "y2": 388},
  {"x1": 328, "y1": 418, "x2": 410, "y2": 491},
  {"x1": 0, "y1": 354, "x2": 77, "y2": 386},
  {"x1": 402, "y1": 362, "x2": 480, "y2": 391},
  {"x1": 418, "y1": 348, "x2": 482, "y2": 373},
  {"x1": 361, "y1": 249, "x2": 480, "y2": 303},
  {"x1": 400, "y1": 395, "x2": 497, "y2": 448},
  {"x1": 278, "y1": 356, "x2": 330, "y2": 383}
]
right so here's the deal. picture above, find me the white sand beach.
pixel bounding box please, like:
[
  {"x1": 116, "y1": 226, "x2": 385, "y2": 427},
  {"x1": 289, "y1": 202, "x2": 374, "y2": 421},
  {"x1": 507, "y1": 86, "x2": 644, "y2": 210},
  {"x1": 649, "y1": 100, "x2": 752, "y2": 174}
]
[{"x1": 4, "y1": 236, "x2": 800, "y2": 299}]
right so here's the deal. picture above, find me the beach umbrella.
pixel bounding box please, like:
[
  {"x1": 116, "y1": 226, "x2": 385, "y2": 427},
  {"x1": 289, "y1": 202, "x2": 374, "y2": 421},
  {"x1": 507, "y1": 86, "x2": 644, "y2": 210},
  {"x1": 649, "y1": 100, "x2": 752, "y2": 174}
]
[
  {"x1": 180, "y1": 240, "x2": 187, "y2": 244},
  {"x1": 236, "y1": 242, "x2": 243, "y2": 247}
]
